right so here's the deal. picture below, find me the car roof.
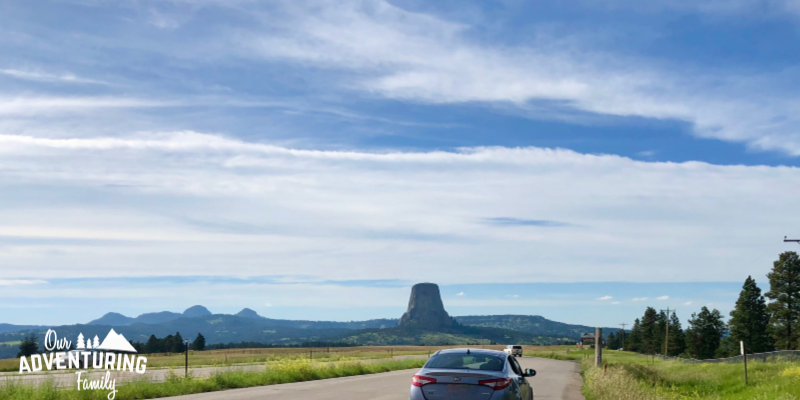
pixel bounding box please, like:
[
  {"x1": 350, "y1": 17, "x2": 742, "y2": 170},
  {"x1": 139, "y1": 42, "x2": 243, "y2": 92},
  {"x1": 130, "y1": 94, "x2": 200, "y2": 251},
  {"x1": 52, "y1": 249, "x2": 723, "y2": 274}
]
[{"x1": 435, "y1": 348, "x2": 507, "y2": 357}]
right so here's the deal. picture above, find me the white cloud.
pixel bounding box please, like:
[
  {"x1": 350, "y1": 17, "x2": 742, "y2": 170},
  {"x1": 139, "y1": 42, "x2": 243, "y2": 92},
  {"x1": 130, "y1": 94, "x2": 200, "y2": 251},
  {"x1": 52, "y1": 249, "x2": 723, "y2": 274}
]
[
  {"x1": 264, "y1": 302, "x2": 273, "y2": 307},
  {"x1": 597, "y1": 295, "x2": 613, "y2": 301},
  {"x1": 656, "y1": 295, "x2": 669, "y2": 300},
  {"x1": 0, "y1": 69, "x2": 109, "y2": 85},
  {"x1": 632, "y1": 298, "x2": 649, "y2": 302},
  {"x1": 456, "y1": 292, "x2": 465, "y2": 296},
  {"x1": 0, "y1": 96, "x2": 177, "y2": 116},
  {"x1": 683, "y1": 301, "x2": 693, "y2": 305},
  {"x1": 235, "y1": 0, "x2": 800, "y2": 156},
  {"x1": 0, "y1": 279, "x2": 47, "y2": 286},
  {"x1": 0, "y1": 132, "x2": 798, "y2": 283},
  {"x1": 611, "y1": 301, "x2": 621, "y2": 305}
]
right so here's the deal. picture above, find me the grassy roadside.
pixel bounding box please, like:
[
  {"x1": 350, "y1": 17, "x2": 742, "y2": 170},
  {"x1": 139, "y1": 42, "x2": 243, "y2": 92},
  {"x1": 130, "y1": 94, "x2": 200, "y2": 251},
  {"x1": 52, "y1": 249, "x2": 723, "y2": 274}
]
[
  {"x1": 529, "y1": 347, "x2": 800, "y2": 399},
  {"x1": 0, "y1": 358, "x2": 427, "y2": 400},
  {"x1": 0, "y1": 344, "x2": 510, "y2": 372}
]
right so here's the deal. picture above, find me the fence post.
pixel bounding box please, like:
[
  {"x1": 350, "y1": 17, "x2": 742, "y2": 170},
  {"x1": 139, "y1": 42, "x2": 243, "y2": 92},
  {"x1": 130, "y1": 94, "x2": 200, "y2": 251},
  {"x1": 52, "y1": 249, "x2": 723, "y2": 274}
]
[
  {"x1": 594, "y1": 328, "x2": 603, "y2": 367},
  {"x1": 741, "y1": 341, "x2": 748, "y2": 386},
  {"x1": 310, "y1": 349, "x2": 313, "y2": 360}
]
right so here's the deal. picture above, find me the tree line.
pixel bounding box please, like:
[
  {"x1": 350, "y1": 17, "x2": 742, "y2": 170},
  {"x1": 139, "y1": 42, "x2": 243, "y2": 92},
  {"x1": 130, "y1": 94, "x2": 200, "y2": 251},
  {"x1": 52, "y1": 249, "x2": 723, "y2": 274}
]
[
  {"x1": 614, "y1": 251, "x2": 799, "y2": 359},
  {"x1": 131, "y1": 332, "x2": 207, "y2": 353}
]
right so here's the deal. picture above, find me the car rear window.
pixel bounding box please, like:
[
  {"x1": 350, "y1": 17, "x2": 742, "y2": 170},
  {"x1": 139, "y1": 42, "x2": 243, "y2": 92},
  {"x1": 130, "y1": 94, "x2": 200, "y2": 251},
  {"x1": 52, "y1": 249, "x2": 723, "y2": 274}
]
[
  {"x1": 425, "y1": 353, "x2": 505, "y2": 371},
  {"x1": 512, "y1": 346, "x2": 522, "y2": 349}
]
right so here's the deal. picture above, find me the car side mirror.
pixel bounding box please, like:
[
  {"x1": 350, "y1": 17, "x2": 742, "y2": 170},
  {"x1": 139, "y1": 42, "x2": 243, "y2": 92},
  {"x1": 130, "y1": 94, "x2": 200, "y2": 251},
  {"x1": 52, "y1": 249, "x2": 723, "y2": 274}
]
[{"x1": 524, "y1": 368, "x2": 536, "y2": 377}]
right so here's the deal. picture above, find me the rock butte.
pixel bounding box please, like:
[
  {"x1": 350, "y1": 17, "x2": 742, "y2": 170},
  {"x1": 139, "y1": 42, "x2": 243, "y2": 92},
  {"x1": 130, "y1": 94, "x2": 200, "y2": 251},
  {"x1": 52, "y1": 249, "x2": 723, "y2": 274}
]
[{"x1": 398, "y1": 283, "x2": 455, "y2": 329}]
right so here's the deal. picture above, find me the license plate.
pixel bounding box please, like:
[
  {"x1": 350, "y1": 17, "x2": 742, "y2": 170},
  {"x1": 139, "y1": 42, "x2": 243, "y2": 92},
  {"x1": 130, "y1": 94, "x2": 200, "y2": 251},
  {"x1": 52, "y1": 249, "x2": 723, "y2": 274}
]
[{"x1": 445, "y1": 385, "x2": 472, "y2": 396}]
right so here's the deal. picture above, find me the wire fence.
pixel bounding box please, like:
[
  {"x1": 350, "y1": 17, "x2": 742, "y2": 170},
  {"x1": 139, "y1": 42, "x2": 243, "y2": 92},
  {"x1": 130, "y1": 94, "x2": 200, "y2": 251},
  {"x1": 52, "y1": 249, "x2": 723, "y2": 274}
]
[{"x1": 647, "y1": 350, "x2": 800, "y2": 364}]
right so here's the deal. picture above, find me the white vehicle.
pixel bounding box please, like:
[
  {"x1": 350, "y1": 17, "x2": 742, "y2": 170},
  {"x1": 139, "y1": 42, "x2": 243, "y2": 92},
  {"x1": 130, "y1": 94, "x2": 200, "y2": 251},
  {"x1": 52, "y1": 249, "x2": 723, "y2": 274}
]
[{"x1": 503, "y1": 345, "x2": 523, "y2": 357}]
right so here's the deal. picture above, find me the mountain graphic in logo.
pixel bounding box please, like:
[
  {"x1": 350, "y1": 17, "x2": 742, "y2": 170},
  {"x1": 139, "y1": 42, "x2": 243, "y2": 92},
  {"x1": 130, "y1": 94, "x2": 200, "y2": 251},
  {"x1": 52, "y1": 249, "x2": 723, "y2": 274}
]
[{"x1": 97, "y1": 328, "x2": 137, "y2": 353}]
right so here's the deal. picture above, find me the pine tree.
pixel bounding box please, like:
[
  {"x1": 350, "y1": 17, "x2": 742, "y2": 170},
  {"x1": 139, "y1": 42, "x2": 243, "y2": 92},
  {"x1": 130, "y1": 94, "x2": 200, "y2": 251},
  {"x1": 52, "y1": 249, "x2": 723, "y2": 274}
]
[
  {"x1": 607, "y1": 332, "x2": 617, "y2": 350},
  {"x1": 640, "y1": 307, "x2": 659, "y2": 354},
  {"x1": 627, "y1": 318, "x2": 642, "y2": 352},
  {"x1": 145, "y1": 334, "x2": 161, "y2": 353},
  {"x1": 172, "y1": 332, "x2": 184, "y2": 353},
  {"x1": 685, "y1": 306, "x2": 725, "y2": 359},
  {"x1": 192, "y1": 333, "x2": 206, "y2": 351},
  {"x1": 730, "y1": 276, "x2": 773, "y2": 353},
  {"x1": 655, "y1": 311, "x2": 668, "y2": 354},
  {"x1": 16, "y1": 333, "x2": 39, "y2": 357},
  {"x1": 766, "y1": 251, "x2": 800, "y2": 350},
  {"x1": 76, "y1": 333, "x2": 85, "y2": 349},
  {"x1": 667, "y1": 311, "x2": 686, "y2": 356}
]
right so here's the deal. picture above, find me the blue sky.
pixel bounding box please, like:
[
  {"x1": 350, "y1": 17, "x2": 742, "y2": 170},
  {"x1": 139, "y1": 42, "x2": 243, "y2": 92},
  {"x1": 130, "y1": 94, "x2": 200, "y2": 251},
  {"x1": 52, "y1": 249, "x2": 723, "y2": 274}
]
[{"x1": 1, "y1": 0, "x2": 800, "y2": 328}]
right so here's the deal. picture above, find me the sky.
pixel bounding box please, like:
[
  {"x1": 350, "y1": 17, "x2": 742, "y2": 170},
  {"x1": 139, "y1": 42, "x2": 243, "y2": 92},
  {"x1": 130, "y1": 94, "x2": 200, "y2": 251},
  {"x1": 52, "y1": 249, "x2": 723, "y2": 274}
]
[{"x1": 1, "y1": 0, "x2": 800, "y2": 328}]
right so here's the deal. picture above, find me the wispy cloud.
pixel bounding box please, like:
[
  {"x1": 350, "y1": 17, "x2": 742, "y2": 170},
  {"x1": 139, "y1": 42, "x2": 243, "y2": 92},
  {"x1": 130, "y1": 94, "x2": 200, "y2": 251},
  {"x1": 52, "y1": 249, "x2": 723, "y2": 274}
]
[
  {"x1": 612, "y1": 301, "x2": 620, "y2": 305},
  {"x1": 633, "y1": 297, "x2": 648, "y2": 302},
  {"x1": 0, "y1": 69, "x2": 109, "y2": 85},
  {"x1": 597, "y1": 295, "x2": 613, "y2": 301},
  {"x1": 456, "y1": 292, "x2": 465, "y2": 296},
  {"x1": 683, "y1": 301, "x2": 693, "y2": 305},
  {"x1": 483, "y1": 218, "x2": 570, "y2": 227},
  {"x1": 0, "y1": 279, "x2": 48, "y2": 286},
  {"x1": 656, "y1": 295, "x2": 669, "y2": 300},
  {"x1": 0, "y1": 131, "x2": 799, "y2": 284},
  {"x1": 237, "y1": 0, "x2": 800, "y2": 156}
]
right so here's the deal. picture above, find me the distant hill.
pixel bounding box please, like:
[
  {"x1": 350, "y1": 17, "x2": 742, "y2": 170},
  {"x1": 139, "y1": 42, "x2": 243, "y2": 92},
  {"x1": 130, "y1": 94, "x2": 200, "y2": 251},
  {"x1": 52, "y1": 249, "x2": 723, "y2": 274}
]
[
  {"x1": 0, "y1": 323, "x2": 45, "y2": 334},
  {"x1": 85, "y1": 306, "x2": 397, "y2": 330},
  {"x1": 182, "y1": 305, "x2": 212, "y2": 318},
  {"x1": 235, "y1": 308, "x2": 261, "y2": 319},
  {"x1": 455, "y1": 315, "x2": 621, "y2": 339},
  {"x1": 0, "y1": 316, "x2": 352, "y2": 359},
  {"x1": 89, "y1": 306, "x2": 211, "y2": 326},
  {"x1": 334, "y1": 324, "x2": 571, "y2": 346},
  {"x1": 0, "y1": 297, "x2": 623, "y2": 360}
]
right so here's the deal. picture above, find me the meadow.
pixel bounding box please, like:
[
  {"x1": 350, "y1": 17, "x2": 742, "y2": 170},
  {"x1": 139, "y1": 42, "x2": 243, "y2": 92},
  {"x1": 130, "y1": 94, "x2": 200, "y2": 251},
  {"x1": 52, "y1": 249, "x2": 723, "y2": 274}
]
[
  {"x1": 0, "y1": 344, "x2": 514, "y2": 372},
  {"x1": 0, "y1": 357, "x2": 428, "y2": 400},
  {"x1": 527, "y1": 347, "x2": 800, "y2": 400}
]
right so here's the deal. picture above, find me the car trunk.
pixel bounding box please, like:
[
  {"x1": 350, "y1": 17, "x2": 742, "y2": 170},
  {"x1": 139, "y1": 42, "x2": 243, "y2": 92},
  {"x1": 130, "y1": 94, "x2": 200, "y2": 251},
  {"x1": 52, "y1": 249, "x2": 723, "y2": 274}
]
[{"x1": 419, "y1": 370, "x2": 499, "y2": 400}]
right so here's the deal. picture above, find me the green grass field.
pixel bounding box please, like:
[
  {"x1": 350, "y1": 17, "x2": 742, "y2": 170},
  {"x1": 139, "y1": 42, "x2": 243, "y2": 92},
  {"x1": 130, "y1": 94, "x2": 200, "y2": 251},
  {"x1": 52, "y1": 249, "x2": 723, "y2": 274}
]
[
  {"x1": 528, "y1": 347, "x2": 800, "y2": 400},
  {"x1": 0, "y1": 344, "x2": 517, "y2": 372},
  {"x1": 0, "y1": 357, "x2": 428, "y2": 400}
]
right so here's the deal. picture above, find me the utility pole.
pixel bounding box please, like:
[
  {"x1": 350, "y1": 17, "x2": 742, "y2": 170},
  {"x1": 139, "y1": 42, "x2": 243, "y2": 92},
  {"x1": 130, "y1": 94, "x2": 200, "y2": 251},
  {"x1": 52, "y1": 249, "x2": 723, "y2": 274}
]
[
  {"x1": 619, "y1": 323, "x2": 627, "y2": 350},
  {"x1": 660, "y1": 308, "x2": 673, "y2": 356},
  {"x1": 785, "y1": 236, "x2": 800, "y2": 245}
]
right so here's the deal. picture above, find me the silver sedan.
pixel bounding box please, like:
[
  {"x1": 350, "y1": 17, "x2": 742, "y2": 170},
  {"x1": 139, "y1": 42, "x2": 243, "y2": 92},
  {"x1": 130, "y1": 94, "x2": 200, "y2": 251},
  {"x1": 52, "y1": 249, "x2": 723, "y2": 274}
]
[{"x1": 408, "y1": 348, "x2": 536, "y2": 400}]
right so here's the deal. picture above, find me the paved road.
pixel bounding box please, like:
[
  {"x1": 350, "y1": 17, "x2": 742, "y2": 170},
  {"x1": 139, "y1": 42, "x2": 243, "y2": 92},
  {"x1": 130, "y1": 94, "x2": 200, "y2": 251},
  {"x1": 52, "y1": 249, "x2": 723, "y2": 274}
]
[{"x1": 164, "y1": 357, "x2": 584, "y2": 400}]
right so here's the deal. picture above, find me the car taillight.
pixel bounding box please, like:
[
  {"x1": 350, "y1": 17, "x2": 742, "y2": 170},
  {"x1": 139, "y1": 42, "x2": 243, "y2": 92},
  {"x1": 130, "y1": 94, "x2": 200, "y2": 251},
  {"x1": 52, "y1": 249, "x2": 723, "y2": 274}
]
[
  {"x1": 412, "y1": 374, "x2": 437, "y2": 387},
  {"x1": 478, "y1": 378, "x2": 512, "y2": 390}
]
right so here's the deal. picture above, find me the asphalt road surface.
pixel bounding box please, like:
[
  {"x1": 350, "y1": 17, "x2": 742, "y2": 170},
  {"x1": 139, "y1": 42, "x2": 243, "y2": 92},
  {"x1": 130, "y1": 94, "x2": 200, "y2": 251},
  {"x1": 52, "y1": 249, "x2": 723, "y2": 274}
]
[{"x1": 164, "y1": 357, "x2": 584, "y2": 400}]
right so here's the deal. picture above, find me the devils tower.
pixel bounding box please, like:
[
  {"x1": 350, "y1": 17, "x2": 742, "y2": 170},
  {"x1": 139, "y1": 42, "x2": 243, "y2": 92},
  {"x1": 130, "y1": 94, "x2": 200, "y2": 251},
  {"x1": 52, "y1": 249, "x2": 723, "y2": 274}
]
[{"x1": 398, "y1": 283, "x2": 455, "y2": 329}]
